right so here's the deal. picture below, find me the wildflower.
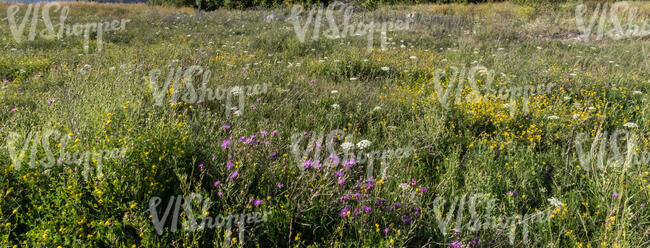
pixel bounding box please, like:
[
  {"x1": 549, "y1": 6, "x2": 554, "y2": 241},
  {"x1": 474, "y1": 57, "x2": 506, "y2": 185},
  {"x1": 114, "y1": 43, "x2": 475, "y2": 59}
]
[
  {"x1": 507, "y1": 191, "x2": 515, "y2": 196},
  {"x1": 454, "y1": 229, "x2": 461, "y2": 235},
  {"x1": 337, "y1": 177, "x2": 346, "y2": 185},
  {"x1": 229, "y1": 171, "x2": 239, "y2": 180},
  {"x1": 331, "y1": 90, "x2": 339, "y2": 94},
  {"x1": 221, "y1": 125, "x2": 230, "y2": 130},
  {"x1": 11, "y1": 107, "x2": 18, "y2": 112},
  {"x1": 339, "y1": 206, "x2": 351, "y2": 218},
  {"x1": 344, "y1": 158, "x2": 356, "y2": 168},
  {"x1": 276, "y1": 183, "x2": 284, "y2": 188},
  {"x1": 331, "y1": 104, "x2": 340, "y2": 109},
  {"x1": 341, "y1": 142, "x2": 354, "y2": 150},
  {"x1": 270, "y1": 152, "x2": 277, "y2": 158},
  {"x1": 382, "y1": 228, "x2": 389, "y2": 235},
  {"x1": 254, "y1": 199, "x2": 263, "y2": 207},
  {"x1": 419, "y1": 187, "x2": 428, "y2": 193},
  {"x1": 449, "y1": 241, "x2": 462, "y2": 248},
  {"x1": 469, "y1": 237, "x2": 480, "y2": 247},
  {"x1": 357, "y1": 140, "x2": 372, "y2": 150},
  {"x1": 198, "y1": 164, "x2": 204, "y2": 169},
  {"x1": 334, "y1": 171, "x2": 344, "y2": 177},
  {"x1": 613, "y1": 192, "x2": 619, "y2": 198},
  {"x1": 376, "y1": 198, "x2": 387, "y2": 206},
  {"x1": 226, "y1": 160, "x2": 235, "y2": 170},
  {"x1": 257, "y1": 97, "x2": 262, "y2": 102},
  {"x1": 47, "y1": 99, "x2": 55, "y2": 104},
  {"x1": 303, "y1": 160, "x2": 314, "y2": 168},
  {"x1": 633, "y1": 91, "x2": 642, "y2": 95},
  {"x1": 221, "y1": 139, "x2": 231, "y2": 148},
  {"x1": 310, "y1": 79, "x2": 315, "y2": 83},
  {"x1": 373, "y1": 106, "x2": 381, "y2": 111},
  {"x1": 547, "y1": 197, "x2": 563, "y2": 207},
  {"x1": 251, "y1": 105, "x2": 257, "y2": 110},
  {"x1": 350, "y1": 77, "x2": 358, "y2": 81},
  {"x1": 623, "y1": 122, "x2": 638, "y2": 128},
  {"x1": 547, "y1": 115, "x2": 560, "y2": 120},
  {"x1": 402, "y1": 217, "x2": 412, "y2": 225},
  {"x1": 409, "y1": 56, "x2": 417, "y2": 59},
  {"x1": 381, "y1": 67, "x2": 390, "y2": 71},
  {"x1": 233, "y1": 110, "x2": 242, "y2": 116},
  {"x1": 392, "y1": 203, "x2": 401, "y2": 209},
  {"x1": 363, "y1": 206, "x2": 372, "y2": 213},
  {"x1": 217, "y1": 191, "x2": 223, "y2": 197},
  {"x1": 214, "y1": 181, "x2": 220, "y2": 187},
  {"x1": 271, "y1": 130, "x2": 279, "y2": 135}
]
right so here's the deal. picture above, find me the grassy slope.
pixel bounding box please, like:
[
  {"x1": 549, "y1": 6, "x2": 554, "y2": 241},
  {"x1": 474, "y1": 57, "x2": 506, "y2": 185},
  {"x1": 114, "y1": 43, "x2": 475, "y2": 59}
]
[{"x1": 0, "y1": 1, "x2": 649, "y2": 247}]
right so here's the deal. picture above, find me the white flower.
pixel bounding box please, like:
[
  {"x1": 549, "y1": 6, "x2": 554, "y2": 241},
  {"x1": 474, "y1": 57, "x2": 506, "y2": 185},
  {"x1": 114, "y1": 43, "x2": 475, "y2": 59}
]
[
  {"x1": 331, "y1": 90, "x2": 339, "y2": 94},
  {"x1": 399, "y1": 183, "x2": 411, "y2": 192},
  {"x1": 502, "y1": 103, "x2": 511, "y2": 108},
  {"x1": 633, "y1": 91, "x2": 642, "y2": 95},
  {"x1": 233, "y1": 110, "x2": 242, "y2": 116},
  {"x1": 356, "y1": 140, "x2": 372, "y2": 150},
  {"x1": 341, "y1": 142, "x2": 354, "y2": 150},
  {"x1": 409, "y1": 56, "x2": 417, "y2": 59},
  {"x1": 588, "y1": 107, "x2": 596, "y2": 110},
  {"x1": 381, "y1": 67, "x2": 390, "y2": 71},
  {"x1": 109, "y1": 67, "x2": 116, "y2": 71},
  {"x1": 536, "y1": 46, "x2": 543, "y2": 50},
  {"x1": 623, "y1": 122, "x2": 638, "y2": 128},
  {"x1": 563, "y1": 96, "x2": 572, "y2": 100},
  {"x1": 230, "y1": 86, "x2": 243, "y2": 96},
  {"x1": 547, "y1": 115, "x2": 560, "y2": 120},
  {"x1": 547, "y1": 197, "x2": 563, "y2": 207},
  {"x1": 350, "y1": 77, "x2": 358, "y2": 81},
  {"x1": 497, "y1": 47, "x2": 504, "y2": 51},
  {"x1": 373, "y1": 106, "x2": 381, "y2": 111},
  {"x1": 569, "y1": 73, "x2": 577, "y2": 76},
  {"x1": 572, "y1": 113, "x2": 580, "y2": 119},
  {"x1": 331, "y1": 104, "x2": 340, "y2": 109}
]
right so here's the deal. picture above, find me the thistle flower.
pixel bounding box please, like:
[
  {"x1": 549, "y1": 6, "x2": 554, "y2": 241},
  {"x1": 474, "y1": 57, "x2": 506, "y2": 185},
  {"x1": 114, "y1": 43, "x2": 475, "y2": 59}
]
[
  {"x1": 337, "y1": 177, "x2": 346, "y2": 185},
  {"x1": 613, "y1": 192, "x2": 619, "y2": 198},
  {"x1": 448, "y1": 241, "x2": 462, "y2": 248},
  {"x1": 229, "y1": 171, "x2": 239, "y2": 180},
  {"x1": 214, "y1": 181, "x2": 220, "y2": 187},
  {"x1": 254, "y1": 199, "x2": 263, "y2": 207},
  {"x1": 221, "y1": 125, "x2": 230, "y2": 130}
]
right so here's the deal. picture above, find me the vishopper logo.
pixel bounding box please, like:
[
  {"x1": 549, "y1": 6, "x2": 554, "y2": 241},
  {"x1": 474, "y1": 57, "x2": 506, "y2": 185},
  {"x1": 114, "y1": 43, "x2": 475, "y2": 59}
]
[
  {"x1": 147, "y1": 193, "x2": 270, "y2": 246},
  {"x1": 5, "y1": 129, "x2": 126, "y2": 180},
  {"x1": 430, "y1": 193, "x2": 555, "y2": 245},
  {"x1": 576, "y1": 1, "x2": 650, "y2": 42},
  {"x1": 145, "y1": 64, "x2": 271, "y2": 116},
  {"x1": 290, "y1": 129, "x2": 413, "y2": 179},
  {"x1": 422, "y1": 65, "x2": 555, "y2": 115},
  {"x1": 289, "y1": 1, "x2": 411, "y2": 52},
  {"x1": 574, "y1": 128, "x2": 647, "y2": 171},
  {"x1": 2, "y1": 2, "x2": 130, "y2": 53}
]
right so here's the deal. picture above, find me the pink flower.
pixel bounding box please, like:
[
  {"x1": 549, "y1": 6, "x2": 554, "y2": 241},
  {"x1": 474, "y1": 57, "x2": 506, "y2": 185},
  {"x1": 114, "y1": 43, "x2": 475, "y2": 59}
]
[
  {"x1": 270, "y1": 130, "x2": 278, "y2": 135},
  {"x1": 276, "y1": 183, "x2": 284, "y2": 188},
  {"x1": 229, "y1": 171, "x2": 239, "y2": 180},
  {"x1": 198, "y1": 163, "x2": 204, "y2": 169},
  {"x1": 337, "y1": 177, "x2": 346, "y2": 185},
  {"x1": 226, "y1": 160, "x2": 234, "y2": 170},
  {"x1": 217, "y1": 191, "x2": 223, "y2": 197},
  {"x1": 254, "y1": 199, "x2": 263, "y2": 207},
  {"x1": 214, "y1": 181, "x2": 220, "y2": 187},
  {"x1": 613, "y1": 192, "x2": 619, "y2": 198},
  {"x1": 256, "y1": 97, "x2": 262, "y2": 102},
  {"x1": 221, "y1": 139, "x2": 231, "y2": 148},
  {"x1": 221, "y1": 125, "x2": 230, "y2": 130}
]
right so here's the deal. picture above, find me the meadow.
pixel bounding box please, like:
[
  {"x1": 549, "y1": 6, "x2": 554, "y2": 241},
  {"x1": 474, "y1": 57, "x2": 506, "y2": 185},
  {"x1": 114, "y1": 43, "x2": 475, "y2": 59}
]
[{"x1": 0, "y1": 1, "x2": 649, "y2": 247}]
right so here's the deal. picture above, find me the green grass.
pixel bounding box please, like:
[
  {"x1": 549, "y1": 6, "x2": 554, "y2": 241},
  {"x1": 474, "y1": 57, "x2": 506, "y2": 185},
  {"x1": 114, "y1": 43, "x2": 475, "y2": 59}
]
[{"x1": 0, "y1": 1, "x2": 649, "y2": 247}]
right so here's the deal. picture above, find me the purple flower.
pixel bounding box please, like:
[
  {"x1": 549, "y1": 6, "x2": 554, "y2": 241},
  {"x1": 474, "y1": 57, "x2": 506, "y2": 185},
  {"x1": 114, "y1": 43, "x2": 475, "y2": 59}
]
[
  {"x1": 221, "y1": 139, "x2": 231, "y2": 148},
  {"x1": 303, "y1": 131, "x2": 308, "y2": 135},
  {"x1": 453, "y1": 229, "x2": 461, "y2": 235},
  {"x1": 251, "y1": 105, "x2": 256, "y2": 110},
  {"x1": 254, "y1": 199, "x2": 263, "y2": 207},
  {"x1": 470, "y1": 237, "x2": 480, "y2": 247},
  {"x1": 11, "y1": 107, "x2": 18, "y2": 112},
  {"x1": 270, "y1": 152, "x2": 278, "y2": 158},
  {"x1": 328, "y1": 154, "x2": 340, "y2": 165},
  {"x1": 376, "y1": 198, "x2": 387, "y2": 206},
  {"x1": 270, "y1": 130, "x2": 278, "y2": 135},
  {"x1": 337, "y1": 177, "x2": 346, "y2": 185},
  {"x1": 344, "y1": 158, "x2": 356, "y2": 168},
  {"x1": 363, "y1": 206, "x2": 372, "y2": 213},
  {"x1": 47, "y1": 99, "x2": 55, "y2": 104},
  {"x1": 353, "y1": 193, "x2": 361, "y2": 200},
  {"x1": 419, "y1": 187, "x2": 428, "y2": 193},
  {"x1": 448, "y1": 241, "x2": 462, "y2": 248},
  {"x1": 217, "y1": 191, "x2": 223, "y2": 197},
  {"x1": 341, "y1": 195, "x2": 350, "y2": 201},
  {"x1": 242, "y1": 67, "x2": 246, "y2": 72},
  {"x1": 392, "y1": 203, "x2": 401, "y2": 209},
  {"x1": 276, "y1": 183, "x2": 284, "y2": 188},
  {"x1": 229, "y1": 171, "x2": 239, "y2": 180},
  {"x1": 334, "y1": 170, "x2": 344, "y2": 177},
  {"x1": 382, "y1": 228, "x2": 389, "y2": 235},
  {"x1": 410, "y1": 178, "x2": 417, "y2": 186},
  {"x1": 221, "y1": 125, "x2": 230, "y2": 130},
  {"x1": 264, "y1": 141, "x2": 270, "y2": 145},
  {"x1": 226, "y1": 160, "x2": 235, "y2": 170},
  {"x1": 310, "y1": 79, "x2": 315, "y2": 83},
  {"x1": 256, "y1": 97, "x2": 262, "y2": 102},
  {"x1": 260, "y1": 130, "x2": 268, "y2": 136},
  {"x1": 214, "y1": 181, "x2": 220, "y2": 187},
  {"x1": 613, "y1": 192, "x2": 619, "y2": 198},
  {"x1": 507, "y1": 191, "x2": 515, "y2": 196},
  {"x1": 198, "y1": 163, "x2": 204, "y2": 169},
  {"x1": 238, "y1": 136, "x2": 245, "y2": 142},
  {"x1": 402, "y1": 217, "x2": 412, "y2": 225},
  {"x1": 339, "y1": 206, "x2": 351, "y2": 218},
  {"x1": 303, "y1": 160, "x2": 314, "y2": 168}
]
